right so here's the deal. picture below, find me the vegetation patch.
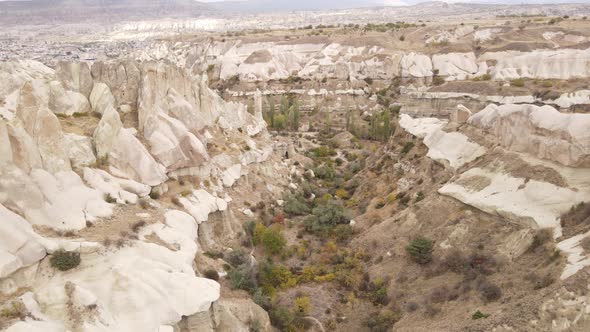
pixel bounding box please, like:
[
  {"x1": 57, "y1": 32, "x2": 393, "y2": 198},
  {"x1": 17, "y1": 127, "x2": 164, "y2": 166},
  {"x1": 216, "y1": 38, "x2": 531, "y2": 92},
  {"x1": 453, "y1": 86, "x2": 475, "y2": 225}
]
[{"x1": 50, "y1": 250, "x2": 81, "y2": 271}]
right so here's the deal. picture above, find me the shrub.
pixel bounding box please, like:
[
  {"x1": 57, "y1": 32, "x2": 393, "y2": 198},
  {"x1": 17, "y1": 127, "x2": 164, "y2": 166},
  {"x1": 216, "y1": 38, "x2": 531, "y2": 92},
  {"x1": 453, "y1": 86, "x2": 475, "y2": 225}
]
[
  {"x1": 432, "y1": 76, "x2": 445, "y2": 86},
  {"x1": 293, "y1": 296, "x2": 311, "y2": 315},
  {"x1": 248, "y1": 319, "x2": 262, "y2": 332},
  {"x1": 272, "y1": 213, "x2": 285, "y2": 224},
  {"x1": 0, "y1": 301, "x2": 27, "y2": 320},
  {"x1": 472, "y1": 310, "x2": 490, "y2": 320},
  {"x1": 443, "y1": 249, "x2": 468, "y2": 273},
  {"x1": 203, "y1": 269, "x2": 220, "y2": 281},
  {"x1": 429, "y1": 286, "x2": 450, "y2": 303},
  {"x1": 526, "y1": 272, "x2": 554, "y2": 290},
  {"x1": 375, "y1": 198, "x2": 386, "y2": 209},
  {"x1": 405, "y1": 237, "x2": 434, "y2": 264},
  {"x1": 399, "y1": 35, "x2": 405, "y2": 41},
  {"x1": 401, "y1": 141, "x2": 414, "y2": 154},
  {"x1": 415, "y1": 191, "x2": 425, "y2": 202},
  {"x1": 149, "y1": 191, "x2": 160, "y2": 200},
  {"x1": 477, "y1": 280, "x2": 502, "y2": 302},
  {"x1": 258, "y1": 261, "x2": 296, "y2": 291},
  {"x1": 529, "y1": 228, "x2": 552, "y2": 252},
  {"x1": 243, "y1": 220, "x2": 256, "y2": 237},
  {"x1": 104, "y1": 193, "x2": 116, "y2": 204},
  {"x1": 228, "y1": 266, "x2": 257, "y2": 292},
  {"x1": 204, "y1": 250, "x2": 224, "y2": 259},
  {"x1": 364, "y1": 309, "x2": 399, "y2": 332},
  {"x1": 259, "y1": 225, "x2": 287, "y2": 255},
  {"x1": 131, "y1": 220, "x2": 146, "y2": 233},
  {"x1": 333, "y1": 224, "x2": 354, "y2": 242},
  {"x1": 252, "y1": 289, "x2": 272, "y2": 310},
  {"x1": 314, "y1": 165, "x2": 335, "y2": 180},
  {"x1": 227, "y1": 249, "x2": 248, "y2": 267},
  {"x1": 50, "y1": 250, "x2": 81, "y2": 271},
  {"x1": 510, "y1": 78, "x2": 525, "y2": 87},
  {"x1": 310, "y1": 145, "x2": 336, "y2": 158},
  {"x1": 304, "y1": 201, "x2": 349, "y2": 236},
  {"x1": 283, "y1": 194, "x2": 311, "y2": 216},
  {"x1": 270, "y1": 307, "x2": 294, "y2": 330},
  {"x1": 347, "y1": 161, "x2": 362, "y2": 174},
  {"x1": 560, "y1": 202, "x2": 590, "y2": 228},
  {"x1": 364, "y1": 77, "x2": 374, "y2": 85},
  {"x1": 406, "y1": 301, "x2": 419, "y2": 312},
  {"x1": 335, "y1": 189, "x2": 349, "y2": 200}
]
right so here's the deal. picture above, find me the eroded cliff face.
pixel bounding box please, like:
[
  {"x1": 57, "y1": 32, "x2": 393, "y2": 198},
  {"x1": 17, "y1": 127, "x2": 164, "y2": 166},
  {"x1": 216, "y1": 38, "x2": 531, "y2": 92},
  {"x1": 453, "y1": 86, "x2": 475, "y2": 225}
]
[
  {"x1": 0, "y1": 59, "x2": 284, "y2": 332},
  {"x1": 140, "y1": 39, "x2": 590, "y2": 83}
]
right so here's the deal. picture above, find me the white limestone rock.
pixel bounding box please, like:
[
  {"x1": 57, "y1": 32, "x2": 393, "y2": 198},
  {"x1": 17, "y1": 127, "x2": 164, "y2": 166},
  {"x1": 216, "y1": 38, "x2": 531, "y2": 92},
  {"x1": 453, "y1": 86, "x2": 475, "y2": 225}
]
[
  {"x1": 450, "y1": 104, "x2": 472, "y2": 124},
  {"x1": 55, "y1": 61, "x2": 94, "y2": 98},
  {"x1": 144, "y1": 111, "x2": 209, "y2": 171},
  {"x1": 551, "y1": 90, "x2": 590, "y2": 108},
  {"x1": 400, "y1": 53, "x2": 433, "y2": 78},
  {"x1": 16, "y1": 81, "x2": 72, "y2": 173},
  {"x1": 0, "y1": 205, "x2": 48, "y2": 278},
  {"x1": 482, "y1": 48, "x2": 590, "y2": 80},
  {"x1": 399, "y1": 114, "x2": 485, "y2": 169},
  {"x1": 179, "y1": 189, "x2": 228, "y2": 223},
  {"x1": 557, "y1": 230, "x2": 590, "y2": 280},
  {"x1": 0, "y1": 60, "x2": 54, "y2": 98},
  {"x1": 48, "y1": 81, "x2": 91, "y2": 116},
  {"x1": 0, "y1": 164, "x2": 112, "y2": 231},
  {"x1": 439, "y1": 167, "x2": 590, "y2": 236},
  {"x1": 89, "y1": 82, "x2": 117, "y2": 115},
  {"x1": 4, "y1": 221, "x2": 219, "y2": 332},
  {"x1": 468, "y1": 104, "x2": 590, "y2": 167},
  {"x1": 94, "y1": 107, "x2": 168, "y2": 186},
  {"x1": 222, "y1": 164, "x2": 242, "y2": 187},
  {"x1": 83, "y1": 168, "x2": 151, "y2": 204},
  {"x1": 63, "y1": 133, "x2": 96, "y2": 169},
  {"x1": 432, "y1": 53, "x2": 479, "y2": 81}
]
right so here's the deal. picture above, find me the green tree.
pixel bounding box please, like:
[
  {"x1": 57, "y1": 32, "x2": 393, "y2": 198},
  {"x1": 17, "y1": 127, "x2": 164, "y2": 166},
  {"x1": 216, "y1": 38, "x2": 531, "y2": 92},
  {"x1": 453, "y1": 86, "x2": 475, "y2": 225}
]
[{"x1": 405, "y1": 237, "x2": 434, "y2": 264}]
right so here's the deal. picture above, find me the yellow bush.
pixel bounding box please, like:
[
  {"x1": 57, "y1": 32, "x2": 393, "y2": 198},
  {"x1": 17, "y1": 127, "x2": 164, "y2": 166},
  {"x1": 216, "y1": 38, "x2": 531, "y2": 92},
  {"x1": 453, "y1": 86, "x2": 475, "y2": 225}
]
[
  {"x1": 335, "y1": 189, "x2": 349, "y2": 200},
  {"x1": 299, "y1": 266, "x2": 317, "y2": 283},
  {"x1": 386, "y1": 193, "x2": 397, "y2": 204},
  {"x1": 315, "y1": 273, "x2": 336, "y2": 282},
  {"x1": 323, "y1": 240, "x2": 338, "y2": 254},
  {"x1": 293, "y1": 296, "x2": 311, "y2": 315}
]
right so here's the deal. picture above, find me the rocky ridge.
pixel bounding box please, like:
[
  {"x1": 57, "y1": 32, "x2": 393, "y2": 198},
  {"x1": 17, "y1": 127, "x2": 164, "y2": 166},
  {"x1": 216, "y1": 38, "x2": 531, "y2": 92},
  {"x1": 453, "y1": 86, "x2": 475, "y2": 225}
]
[{"x1": 0, "y1": 59, "x2": 285, "y2": 331}]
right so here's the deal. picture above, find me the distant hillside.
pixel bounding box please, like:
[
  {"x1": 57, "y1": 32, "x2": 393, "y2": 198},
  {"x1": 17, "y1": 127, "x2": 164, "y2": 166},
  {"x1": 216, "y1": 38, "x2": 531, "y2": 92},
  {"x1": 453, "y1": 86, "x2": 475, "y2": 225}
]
[
  {"x1": 212, "y1": 0, "x2": 385, "y2": 13},
  {"x1": 0, "y1": 0, "x2": 218, "y2": 25}
]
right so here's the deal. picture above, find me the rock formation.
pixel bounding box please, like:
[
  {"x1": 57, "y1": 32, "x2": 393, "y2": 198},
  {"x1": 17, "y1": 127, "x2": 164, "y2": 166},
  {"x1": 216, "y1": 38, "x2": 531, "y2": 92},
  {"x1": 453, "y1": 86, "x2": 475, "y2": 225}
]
[{"x1": 0, "y1": 59, "x2": 275, "y2": 331}]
